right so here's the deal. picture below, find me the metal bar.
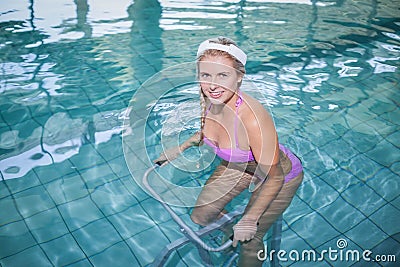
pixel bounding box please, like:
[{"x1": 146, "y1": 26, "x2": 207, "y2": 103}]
[
  {"x1": 143, "y1": 165, "x2": 247, "y2": 266},
  {"x1": 150, "y1": 206, "x2": 245, "y2": 266}
]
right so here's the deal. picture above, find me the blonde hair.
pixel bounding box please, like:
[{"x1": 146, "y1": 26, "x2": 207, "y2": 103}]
[{"x1": 197, "y1": 37, "x2": 246, "y2": 141}]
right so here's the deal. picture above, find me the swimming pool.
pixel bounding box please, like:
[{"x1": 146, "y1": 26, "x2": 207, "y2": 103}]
[{"x1": 1, "y1": 0, "x2": 399, "y2": 266}]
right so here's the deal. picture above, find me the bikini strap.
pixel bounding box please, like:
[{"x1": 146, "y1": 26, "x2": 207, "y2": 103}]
[
  {"x1": 205, "y1": 92, "x2": 242, "y2": 148},
  {"x1": 234, "y1": 91, "x2": 243, "y2": 148},
  {"x1": 204, "y1": 103, "x2": 212, "y2": 116}
]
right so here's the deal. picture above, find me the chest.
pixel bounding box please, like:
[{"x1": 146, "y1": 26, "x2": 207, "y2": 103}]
[{"x1": 203, "y1": 114, "x2": 247, "y2": 149}]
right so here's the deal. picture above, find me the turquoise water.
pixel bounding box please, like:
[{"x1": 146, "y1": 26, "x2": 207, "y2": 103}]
[{"x1": 1, "y1": 0, "x2": 399, "y2": 266}]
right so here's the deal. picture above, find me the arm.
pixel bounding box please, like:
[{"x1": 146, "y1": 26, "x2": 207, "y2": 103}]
[
  {"x1": 232, "y1": 162, "x2": 284, "y2": 247},
  {"x1": 154, "y1": 131, "x2": 202, "y2": 165},
  {"x1": 244, "y1": 105, "x2": 283, "y2": 221},
  {"x1": 242, "y1": 162, "x2": 284, "y2": 221},
  {"x1": 179, "y1": 131, "x2": 202, "y2": 151},
  {"x1": 232, "y1": 106, "x2": 284, "y2": 246}
]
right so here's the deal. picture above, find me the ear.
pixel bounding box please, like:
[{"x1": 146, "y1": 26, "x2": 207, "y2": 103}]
[{"x1": 237, "y1": 74, "x2": 243, "y2": 83}]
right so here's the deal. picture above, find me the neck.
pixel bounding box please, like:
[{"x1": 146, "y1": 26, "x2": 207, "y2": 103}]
[{"x1": 207, "y1": 92, "x2": 240, "y2": 115}]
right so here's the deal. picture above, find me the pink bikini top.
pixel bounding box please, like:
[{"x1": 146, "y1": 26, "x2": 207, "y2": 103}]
[
  {"x1": 203, "y1": 92, "x2": 256, "y2": 162},
  {"x1": 202, "y1": 92, "x2": 303, "y2": 184}
]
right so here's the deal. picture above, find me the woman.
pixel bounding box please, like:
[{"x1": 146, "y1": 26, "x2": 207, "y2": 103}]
[{"x1": 155, "y1": 37, "x2": 303, "y2": 266}]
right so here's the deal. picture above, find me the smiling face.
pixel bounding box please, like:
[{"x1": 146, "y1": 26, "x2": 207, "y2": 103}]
[{"x1": 198, "y1": 55, "x2": 243, "y2": 105}]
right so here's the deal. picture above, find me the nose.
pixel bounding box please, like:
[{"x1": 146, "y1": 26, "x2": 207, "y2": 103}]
[
  {"x1": 209, "y1": 82, "x2": 217, "y2": 90},
  {"x1": 209, "y1": 76, "x2": 219, "y2": 91}
]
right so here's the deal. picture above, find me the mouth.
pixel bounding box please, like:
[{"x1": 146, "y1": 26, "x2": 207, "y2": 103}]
[{"x1": 209, "y1": 91, "x2": 223, "y2": 99}]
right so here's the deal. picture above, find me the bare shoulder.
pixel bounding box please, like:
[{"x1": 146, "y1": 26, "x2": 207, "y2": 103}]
[{"x1": 240, "y1": 92, "x2": 274, "y2": 128}]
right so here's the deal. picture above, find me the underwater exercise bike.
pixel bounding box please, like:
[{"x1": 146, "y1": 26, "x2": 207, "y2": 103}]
[{"x1": 142, "y1": 162, "x2": 283, "y2": 267}]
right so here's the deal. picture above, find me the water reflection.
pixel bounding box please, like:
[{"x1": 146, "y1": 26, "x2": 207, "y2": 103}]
[
  {"x1": 74, "y1": 0, "x2": 92, "y2": 38},
  {"x1": 127, "y1": 0, "x2": 164, "y2": 82}
]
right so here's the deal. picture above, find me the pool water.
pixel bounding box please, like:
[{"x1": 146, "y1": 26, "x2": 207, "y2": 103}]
[{"x1": 1, "y1": 0, "x2": 399, "y2": 266}]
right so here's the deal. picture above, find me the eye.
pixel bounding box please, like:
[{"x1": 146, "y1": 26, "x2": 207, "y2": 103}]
[
  {"x1": 200, "y1": 73, "x2": 210, "y2": 78},
  {"x1": 219, "y1": 73, "x2": 229, "y2": 78}
]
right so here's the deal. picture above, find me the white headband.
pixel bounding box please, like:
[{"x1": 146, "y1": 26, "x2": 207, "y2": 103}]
[{"x1": 197, "y1": 40, "x2": 247, "y2": 66}]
